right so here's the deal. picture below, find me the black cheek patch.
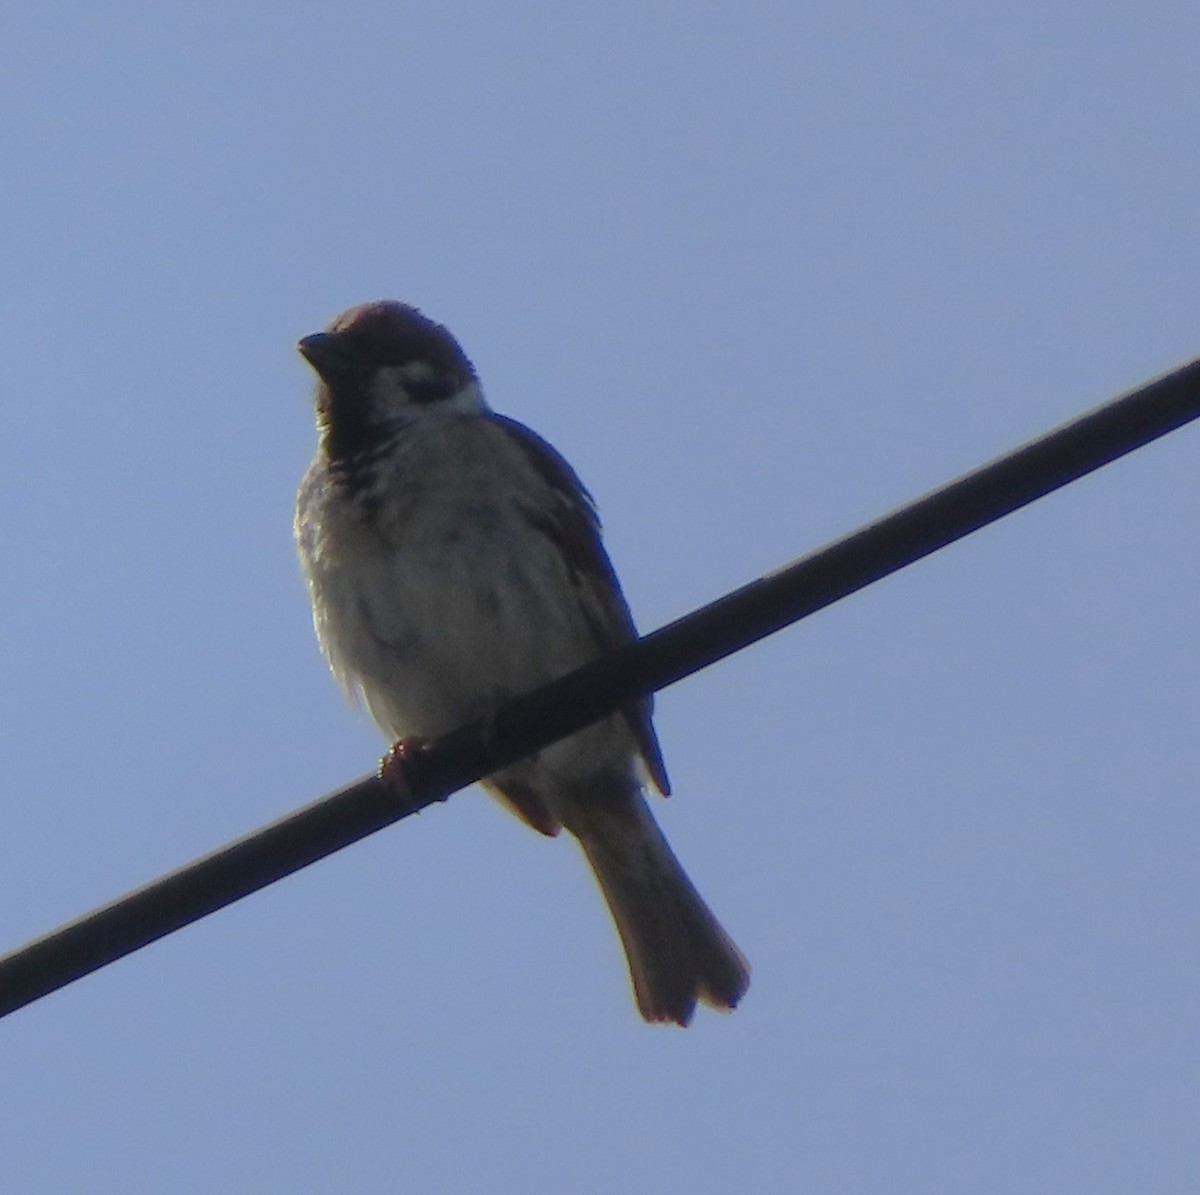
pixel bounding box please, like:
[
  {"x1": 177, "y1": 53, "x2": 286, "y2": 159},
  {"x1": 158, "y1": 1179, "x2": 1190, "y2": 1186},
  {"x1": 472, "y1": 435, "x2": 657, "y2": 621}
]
[{"x1": 405, "y1": 374, "x2": 460, "y2": 405}]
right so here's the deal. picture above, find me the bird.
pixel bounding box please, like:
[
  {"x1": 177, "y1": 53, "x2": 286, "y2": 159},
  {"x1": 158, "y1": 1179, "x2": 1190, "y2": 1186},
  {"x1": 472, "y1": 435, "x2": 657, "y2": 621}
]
[{"x1": 294, "y1": 300, "x2": 749, "y2": 1024}]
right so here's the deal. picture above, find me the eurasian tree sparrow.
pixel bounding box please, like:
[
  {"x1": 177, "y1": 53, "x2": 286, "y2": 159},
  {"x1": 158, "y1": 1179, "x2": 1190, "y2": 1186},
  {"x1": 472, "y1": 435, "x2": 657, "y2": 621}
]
[{"x1": 294, "y1": 301, "x2": 749, "y2": 1024}]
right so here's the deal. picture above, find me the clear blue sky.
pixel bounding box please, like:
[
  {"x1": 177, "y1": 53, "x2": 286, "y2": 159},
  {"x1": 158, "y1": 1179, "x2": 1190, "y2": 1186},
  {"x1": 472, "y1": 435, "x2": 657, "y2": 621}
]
[{"x1": 2, "y1": 4, "x2": 1197, "y2": 1191}]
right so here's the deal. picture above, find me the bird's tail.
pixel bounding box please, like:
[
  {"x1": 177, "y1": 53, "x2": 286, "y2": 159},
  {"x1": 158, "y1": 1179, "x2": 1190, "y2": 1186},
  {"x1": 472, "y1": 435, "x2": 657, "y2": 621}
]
[{"x1": 564, "y1": 789, "x2": 750, "y2": 1025}]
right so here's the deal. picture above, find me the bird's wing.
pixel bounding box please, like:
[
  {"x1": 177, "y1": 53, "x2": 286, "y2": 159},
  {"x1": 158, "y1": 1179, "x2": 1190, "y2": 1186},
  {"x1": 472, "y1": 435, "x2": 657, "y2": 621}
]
[{"x1": 488, "y1": 414, "x2": 671, "y2": 797}]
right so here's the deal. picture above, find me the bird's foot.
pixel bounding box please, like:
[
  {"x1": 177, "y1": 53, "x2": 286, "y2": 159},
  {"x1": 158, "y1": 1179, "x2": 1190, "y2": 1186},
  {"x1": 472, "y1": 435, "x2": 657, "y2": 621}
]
[{"x1": 378, "y1": 736, "x2": 436, "y2": 807}]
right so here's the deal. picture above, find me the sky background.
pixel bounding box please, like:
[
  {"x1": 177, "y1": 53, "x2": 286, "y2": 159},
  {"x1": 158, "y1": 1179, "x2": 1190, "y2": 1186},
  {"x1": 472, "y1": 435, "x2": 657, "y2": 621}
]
[{"x1": 2, "y1": 3, "x2": 1198, "y2": 1191}]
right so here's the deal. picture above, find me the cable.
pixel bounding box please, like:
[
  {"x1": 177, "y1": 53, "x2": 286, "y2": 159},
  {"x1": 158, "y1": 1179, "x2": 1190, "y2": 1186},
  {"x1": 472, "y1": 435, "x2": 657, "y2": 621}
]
[{"x1": 2, "y1": 356, "x2": 1199, "y2": 1019}]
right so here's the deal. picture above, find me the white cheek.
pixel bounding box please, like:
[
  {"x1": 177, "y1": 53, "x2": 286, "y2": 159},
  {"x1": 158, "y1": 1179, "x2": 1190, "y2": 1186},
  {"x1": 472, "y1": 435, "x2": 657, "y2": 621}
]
[
  {"x1": 370, "y1": 365, "x2": 425, "y2": 411},
  {"x1": 368, "y1": 369, "x2": 489, "y2": 418},
  {"x1": 441, "y1": 380, "x2": 489, "y2": 415}
]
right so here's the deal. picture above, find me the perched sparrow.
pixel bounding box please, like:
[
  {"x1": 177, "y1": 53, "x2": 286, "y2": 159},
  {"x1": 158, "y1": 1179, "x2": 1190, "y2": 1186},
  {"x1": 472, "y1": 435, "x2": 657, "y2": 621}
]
[{"x1": 294, "y1": 300, "x2": 749, "y2": 1024}]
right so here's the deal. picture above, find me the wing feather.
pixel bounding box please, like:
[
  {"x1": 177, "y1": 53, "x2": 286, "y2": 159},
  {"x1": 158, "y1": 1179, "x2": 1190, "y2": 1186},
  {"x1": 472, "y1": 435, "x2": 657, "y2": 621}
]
[{"x1": 489, "y1": 414, "x2": 671, "y2": 796}]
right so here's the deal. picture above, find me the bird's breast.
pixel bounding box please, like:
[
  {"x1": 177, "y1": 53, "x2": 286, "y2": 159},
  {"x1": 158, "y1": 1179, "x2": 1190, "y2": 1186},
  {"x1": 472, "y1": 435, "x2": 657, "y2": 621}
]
[{"x1": 301, "y1": 460, "x2": 599, "y2": 742}]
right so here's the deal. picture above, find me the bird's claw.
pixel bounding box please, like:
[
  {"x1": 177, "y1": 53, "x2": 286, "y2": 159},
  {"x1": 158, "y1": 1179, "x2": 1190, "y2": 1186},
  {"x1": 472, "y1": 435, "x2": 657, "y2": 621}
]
[{"x1": 378, "y1": 736, "x2": 435, "y2": 806}]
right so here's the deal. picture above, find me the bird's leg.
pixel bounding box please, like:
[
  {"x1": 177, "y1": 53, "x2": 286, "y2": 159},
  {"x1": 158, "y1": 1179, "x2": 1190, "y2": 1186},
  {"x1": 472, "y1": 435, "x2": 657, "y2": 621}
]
[{"x1": 378, "y1": 736, "x2": 436, "y2": 807}]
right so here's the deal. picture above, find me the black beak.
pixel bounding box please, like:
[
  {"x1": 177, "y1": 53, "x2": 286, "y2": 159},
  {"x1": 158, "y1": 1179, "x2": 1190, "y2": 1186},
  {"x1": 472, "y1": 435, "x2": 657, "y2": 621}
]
[{"x1": 297, "y1": 331, "x2": 359, "y2": 382}]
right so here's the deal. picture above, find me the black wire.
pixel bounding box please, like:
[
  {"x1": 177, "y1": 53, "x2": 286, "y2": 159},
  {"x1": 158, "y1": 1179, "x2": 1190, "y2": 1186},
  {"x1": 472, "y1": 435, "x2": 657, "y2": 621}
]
[{"x1": 3, "y1": 357, "x2": 1199, "y2": 1019}]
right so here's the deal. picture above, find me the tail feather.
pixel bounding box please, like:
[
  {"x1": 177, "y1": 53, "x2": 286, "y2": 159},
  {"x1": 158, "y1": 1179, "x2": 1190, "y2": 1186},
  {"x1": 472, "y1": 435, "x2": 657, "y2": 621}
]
[{"x1": 565, "y1": 790, "x2": 750, "y2": 1025}]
